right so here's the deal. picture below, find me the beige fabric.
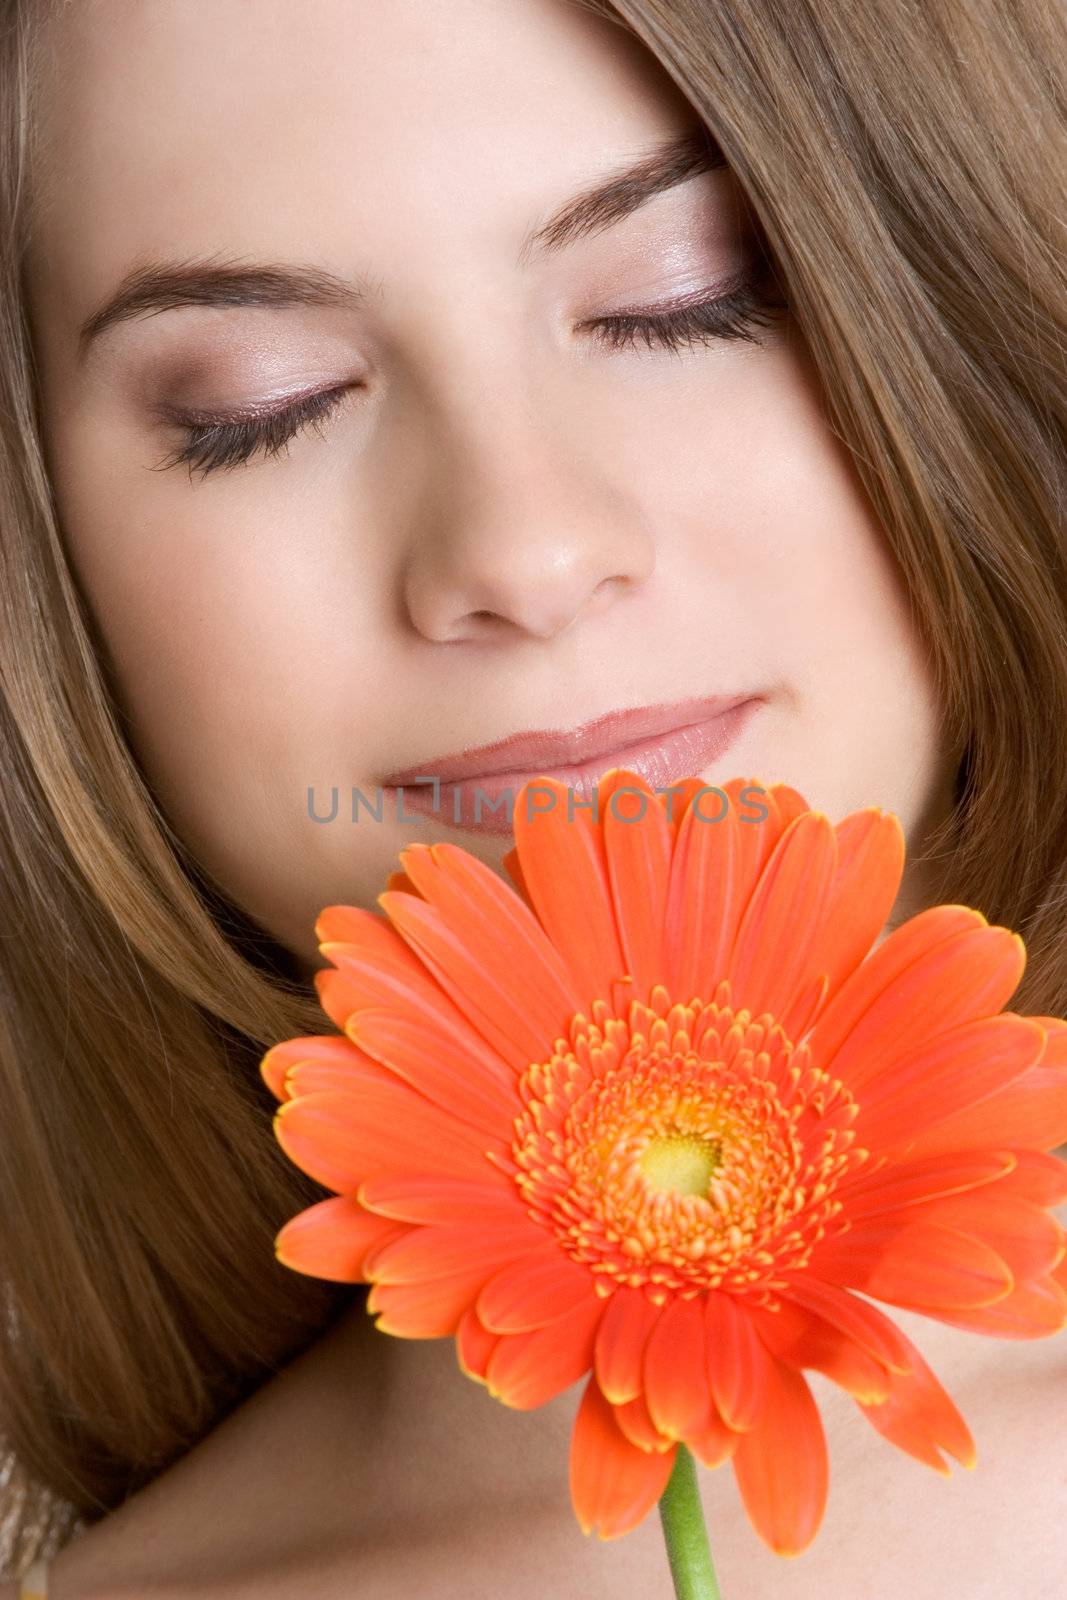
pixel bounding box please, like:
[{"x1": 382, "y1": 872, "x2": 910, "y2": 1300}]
[
  {"x1": 17, "y1": 1556, "x2": 49, "y2": 1596},
  {"x1": 0, "y1": 1448, "x2": 84, "y2": 1589}
]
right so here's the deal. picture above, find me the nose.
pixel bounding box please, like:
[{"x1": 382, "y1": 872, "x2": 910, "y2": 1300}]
[{"x1": 400, "y1": 412, "x2": 656, "y2": 643}]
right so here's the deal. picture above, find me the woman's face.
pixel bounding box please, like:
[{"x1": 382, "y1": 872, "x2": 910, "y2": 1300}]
[{"x1": 26, "y1": 0, "x2": 955, "y2": 976}]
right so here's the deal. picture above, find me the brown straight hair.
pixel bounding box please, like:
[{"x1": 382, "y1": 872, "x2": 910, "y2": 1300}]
[{"x1": 1, "y1": 0, "x2": 1065, "y2": 1577}]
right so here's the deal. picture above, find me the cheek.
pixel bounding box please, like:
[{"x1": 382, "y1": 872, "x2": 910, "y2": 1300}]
[
  {"x1": 39, "y1": 323, "x2": 944, "y2": 950},
  {"x1": 608, "y1": 332, "x2": 915, "y2": 654},
  {"x1": 609, "y1": 333, "x2": 943, "y2": 814},
  {"x1": 43, "y1": 414, "x2": 385, "y2": 872}
]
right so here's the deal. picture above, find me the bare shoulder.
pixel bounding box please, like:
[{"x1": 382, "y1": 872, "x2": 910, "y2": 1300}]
[
  {"x1": 45, "y1": 1309, "x2": 1067, "y2": 1600},
  {"x1": 44, "y1": 1300, "x2": 383, "y2": 1600},
  {"x1": 31, "y1": 1210, "x2": 1067, "y2": 1598}
]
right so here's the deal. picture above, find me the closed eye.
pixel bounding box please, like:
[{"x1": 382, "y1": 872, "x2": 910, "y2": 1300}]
[
  {"x1": 153, "y1": 267, "x2": 788, "y2": 480},
  {"x1": 150, "y1": 384, "x2": 354, "y2": 481},
  {"x1": 580, "y1": 270, "x2": 787, "y2": 354}
]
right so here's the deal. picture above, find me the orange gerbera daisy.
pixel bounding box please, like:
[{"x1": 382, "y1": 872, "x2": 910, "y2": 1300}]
[{"x1": 263, "y1": 771, "x2": 1067, "y2": 1556}]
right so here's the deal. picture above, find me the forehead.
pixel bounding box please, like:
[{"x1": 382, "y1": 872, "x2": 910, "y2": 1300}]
[{"x1": 28, "y1": 0, "x2": 694, "y2": 308}]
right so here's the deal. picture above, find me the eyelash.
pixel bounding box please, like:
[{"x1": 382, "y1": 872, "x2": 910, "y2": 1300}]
[
  {"x1": 581, "y1": 274, "x2": 785, "y2": 355},
  {"x1": 155, "y1": 272, "x2": 787, "y2": 480}
]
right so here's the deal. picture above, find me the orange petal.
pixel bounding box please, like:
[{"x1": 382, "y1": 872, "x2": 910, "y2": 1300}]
[
  {"x1": 809, "y1": 1220, "x2": 1014, "y2": 1310},
  {"x1": 744, "y1": 1297, "x2": 892, "y2": 1404},
  {"x1": 395, "y1": 839, "x2": 582, "y2": 1041},
  {"x1": 500, "y1": 845, "x2": 533, "y2": 909},
  {"x1": 594, "y1": 1286, "x2": 661, "y2": 1404},
  {"x1": 455, "y1": 1306, "x2": 502, "y2": 1381},
  {"x1": 314, "y1": 966, "x2": 369, "y2": 1032},
  {"x1": 806, "y1": 907, "x2": 1022, "y2": 1094},
  {"x1": 643, "y1": 1294, "x2": 712, "y2": 1438},
  {"x1": 510, "y1": 774, "x2": 626, "y2": 1010},
  {"x1": 913, "y1": 1191, "x2": 1065, "y2": 1283},
  {"x1": 662, "y1": 778, "x2": 747, "y2": 1004},
  {"x1": 728, "y1": 812, "x2": 838, "y2": 1024},
  {"x1": 989, "y1": 1148, "x2": 1067, "y2": 1207},
  {"x1": 283, "y1": 1048, "x2": 399, "y2": 1102},
  {"x1": 613, "y1": 1389, "x2": 674, "y2": 1452},
  {"x1": 912, "y1": 1272, "x2": 1067, "y2": 1338},
  {"x1": 854, "y1": 1327, "x2": 975, "y2": 1472},
  {"x1": 326, "y1": 939, "x2": 521, "y2": 1101},
  {"x1": 361, "y1": 1223, "x2": 534, "y2": 1285},
  {"x1": 377, "y1": 888, "x2": 561, "y2": 1071},
  {"x1": 485, "y1": 1293, "x2": 605, "y2": 1409},
  {"x1": 729, "y1": 780, "x2": 816, "y2": 923},
  {"x1": 598, "y1": 769, "x2": 673, "y2": 1004},
  {"x1": 684, "y1": 1402, "x2": 740, "y2": 1469},
  {"x1": 477, "y1": 1244, "x2": 596, "y2": 1333},
  {"x1": 322, "y1": 922, "x2": 501, "y2": 1053},
  {"x1": 569, "y1": 1376, "x2": 678, "y2": 1538},
  {"x1": 345, "y1": 1006, "x2": 520, "y2": 1133},
  {"x1": 315, "y1": 904, "x2": 419, "y2": 945},
  {"x1": 273, "y1": 1086, "x2": 502, "y2": 1193},
  {"x1": 665, "y1": 773, "x2": 806, "y2": 1002},
  {"x1": 659, "y1": 776, "x2": 707, "y2": 844},
  {"x1": 853, "y1": 1015, "x2": 1044, "y2": 1151},
  {"x1": 837, "y1": 1149, "x2": 1018, "y2": 1221},
  {"x1": 274, "y1": 1196, "x2": 405, "y2": 1282},
  {"x1": 761, "y1": 781, "x2": 814, "y2": 830},
  {"x1": 1031, "y1": 1018, "x2": 1067, "y2": 1052},
  {"x1": 895, "y1": 1025, "x2": 1067, "y2": 1159},
  {"x1": 260, "y1": 1033, "x2": 373, "y2": 1102},
  {"x1": 731, "y1": 1355, "x2": 829, "y2": 1556},
  {"x1": 705, "y1": 1290, "x2": 772, "y2": 1431},
  {"x1": 323, "y1": 934, "x2": 527, "y2": 1126},
  {"x1": 367, "y1": 1267, "x2": 491, "y2": 1337},
  {"x1": 1053, "y1": 1250, "x2": 1067, "y2": 1294},
  {"x1": 778, "y1": 972, "x2": 830, "y2": 1050},
  {"x1": 315, "y1": 908, "x2": 448, "y2": 1017},
  {"x1": 770, "y1": 1277, "x2": 914, "y2": 1375},
  {"x1": 811, "y1": 809, "x2": 906, "y2": 1000},
  {"x1": 356, "y1": 1171, "x2": 522, "y2": 1223}
]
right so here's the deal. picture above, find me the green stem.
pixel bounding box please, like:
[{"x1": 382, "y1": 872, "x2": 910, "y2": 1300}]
[{"x1": 657, "y1": 1444, "x2": 722, "y2": 1600}]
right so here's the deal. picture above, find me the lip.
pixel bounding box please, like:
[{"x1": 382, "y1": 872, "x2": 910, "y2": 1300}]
[{"x1": 382, "y1": 693, "x2": 764, "y2": 837}]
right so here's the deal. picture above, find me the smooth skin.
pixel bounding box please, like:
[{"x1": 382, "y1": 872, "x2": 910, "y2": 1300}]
[
  {"x1": 13, "y1": 1, "x2": 1063, "y2": 1596},
  {"x1": 27, "y1": 0, "x2": 957, "y2": 977}
]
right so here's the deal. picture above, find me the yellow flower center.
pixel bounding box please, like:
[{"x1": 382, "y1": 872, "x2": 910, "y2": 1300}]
[
  {"x1": 640, "y1": 1135, "x2": 721, "y2": 1195},
  {"x1": 506, "y1": 977, "x2": 868, "y2": 1307}
]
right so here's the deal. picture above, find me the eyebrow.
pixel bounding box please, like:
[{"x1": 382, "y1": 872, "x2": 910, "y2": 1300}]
[
  {"x1": 77, "y1": 126, "x2": 725, "y2": 361},
  {"x1": 519, "y1": 125, "x2": 725, "y2": 260}
]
